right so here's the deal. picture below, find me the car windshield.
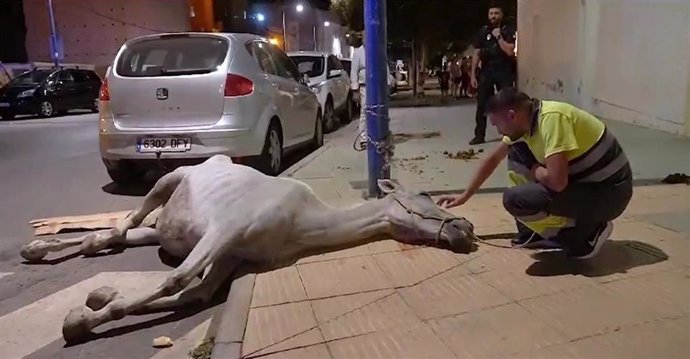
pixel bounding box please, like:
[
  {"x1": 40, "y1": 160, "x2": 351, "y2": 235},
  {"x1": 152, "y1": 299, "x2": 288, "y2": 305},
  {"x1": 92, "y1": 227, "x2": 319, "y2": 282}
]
[
  {"x1": 290, "y1": 56, "x2": 324, "y2": 78},
  {"x1": 115, "y1": 35, "x2": 229, "y2": 77},
  {"x1": 9, "y1": 70, "x2": 53, "y2": 86}
]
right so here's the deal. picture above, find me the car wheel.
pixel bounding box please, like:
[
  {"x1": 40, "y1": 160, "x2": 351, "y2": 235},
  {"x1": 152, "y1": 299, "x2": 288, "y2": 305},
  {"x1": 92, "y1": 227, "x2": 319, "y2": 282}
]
[
  {"x1": 91, "y1": 98, "x2": 99, "y2": 113},
  {"x1": 259, "y1": 121, "x2": 283, "y2": 176},
  {"x1": 39, "y1": 100, "x2": 55, "y2": 118},
  {"x1": 310, "y1": 110, "x2": 324, "y2": 150},
  {"x1": 1, "y1": 112, "x2": 15, "y2": 121},
  {"x1": 323, "y1": 98, "x2": 337, "y2": 133},
  {"x1": 341, "y1": 92, "x2": 354, "y2": 124}
]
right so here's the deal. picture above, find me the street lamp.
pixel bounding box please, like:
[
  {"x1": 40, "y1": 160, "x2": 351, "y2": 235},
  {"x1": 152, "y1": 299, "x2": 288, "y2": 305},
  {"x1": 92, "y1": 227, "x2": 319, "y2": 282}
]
[
  {"x1": 324, "y1": 21, "x2": 330, "y2": 27},
  {"x1": 256, "y1": 13, "x2": 265, "y2": 22},
  {"x1": 281, "y1": 2, "x2": 317, "y2": 52}
]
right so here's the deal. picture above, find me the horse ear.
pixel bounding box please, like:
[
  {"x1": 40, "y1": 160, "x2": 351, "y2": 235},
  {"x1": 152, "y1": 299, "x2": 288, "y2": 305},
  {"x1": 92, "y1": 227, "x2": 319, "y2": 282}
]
[{"x1": 377, "y1": 179, "x2": 400, "y2": 194}]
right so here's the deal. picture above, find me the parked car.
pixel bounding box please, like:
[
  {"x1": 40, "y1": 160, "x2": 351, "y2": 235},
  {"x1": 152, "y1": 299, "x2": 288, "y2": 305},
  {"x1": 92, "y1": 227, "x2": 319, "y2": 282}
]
[
  {"x1": 99, "y1": 32, "x2": 323, "y2": 183},
  {"x1": 340, "y1": 57, "x2": 397, "y2": 98},
  {"x1": 287, "y1": 51, "x2": 353, "y2": 133},
  {"x1": 0, "y1": 68, "x2": 101, "y2": 120}
]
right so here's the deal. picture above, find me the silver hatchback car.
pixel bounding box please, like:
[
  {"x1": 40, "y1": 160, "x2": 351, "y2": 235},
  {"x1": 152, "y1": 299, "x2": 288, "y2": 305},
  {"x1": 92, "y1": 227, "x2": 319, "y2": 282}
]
[{"x1": 99, "y1": 32, "x2": 323, "y2": 183}]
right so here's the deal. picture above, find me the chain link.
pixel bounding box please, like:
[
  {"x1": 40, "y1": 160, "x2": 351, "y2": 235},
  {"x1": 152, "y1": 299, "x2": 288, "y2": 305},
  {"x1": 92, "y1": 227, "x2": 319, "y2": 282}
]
[{"x1": 352, "y1": 104, "x2": 395, "y2": 180}]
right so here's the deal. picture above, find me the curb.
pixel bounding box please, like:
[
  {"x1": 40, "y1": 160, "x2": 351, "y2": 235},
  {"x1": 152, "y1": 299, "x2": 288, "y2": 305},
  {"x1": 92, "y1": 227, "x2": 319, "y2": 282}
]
[
  {"x1": 211, "y1": 271, "x2": 256, "y2": 359},
  {"x1": 211, "y1": 145, "x2": 331, "y2": 359}
]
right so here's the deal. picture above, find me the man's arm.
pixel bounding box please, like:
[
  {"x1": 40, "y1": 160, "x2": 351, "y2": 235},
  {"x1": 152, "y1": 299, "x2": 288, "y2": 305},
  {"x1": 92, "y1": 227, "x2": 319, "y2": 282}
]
[
  {"x1": 533, "y1": 113, "x2": 579, "y2": 192},
  {"x1": 533, "y1": 153, "x2": 569, "y2": 192},
  {"x1": 437, "y1": 143, "x2": 509, "y2": 208},
  {"x1": 470, "y1": 29, "x2": 483, "y2": 83},
  {"x1": 471, "y1": 49, "x2": 480, "y2": 79},
  {"x1": 495, "y1": 26, "x2": 516, "y2": 57},
  {"x1": 351, "y1": 49, "x2": 360, "y2": 90}
]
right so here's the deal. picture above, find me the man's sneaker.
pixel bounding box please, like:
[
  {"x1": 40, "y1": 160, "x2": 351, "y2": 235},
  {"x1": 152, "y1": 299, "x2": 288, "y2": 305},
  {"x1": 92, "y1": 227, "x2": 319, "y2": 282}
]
[
  {"x1": 512, "y1": 231, "x2": 542, "y2": 248},
  {"x1": 469, "y1": 137, "x2": 485, "y2": 145},
  {"x1": 571, "y1": 221, "x2": 614, "y2": 259}
]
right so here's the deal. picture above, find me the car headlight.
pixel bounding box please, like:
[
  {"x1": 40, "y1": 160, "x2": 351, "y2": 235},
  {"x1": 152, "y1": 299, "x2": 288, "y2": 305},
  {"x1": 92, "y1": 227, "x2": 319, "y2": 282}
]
[
  {"x1": 310, "y1": 85, "x2": 322, "y2": 94},
  {"x1": 18, "y1": 89, "x2": 36, "y2": 98}
]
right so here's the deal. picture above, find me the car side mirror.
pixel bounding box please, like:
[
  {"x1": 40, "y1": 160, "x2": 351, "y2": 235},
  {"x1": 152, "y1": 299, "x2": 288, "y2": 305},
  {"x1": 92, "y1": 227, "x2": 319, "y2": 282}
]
[{"x1": 328, "y1": 69, "x2": 341, "y2": 79}]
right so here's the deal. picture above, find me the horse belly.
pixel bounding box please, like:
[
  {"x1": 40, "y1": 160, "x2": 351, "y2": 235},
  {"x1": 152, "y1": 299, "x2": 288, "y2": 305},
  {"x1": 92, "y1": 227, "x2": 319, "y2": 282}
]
[{"x1": 156, "y1": 205, "x2": 205, "y2": 258}]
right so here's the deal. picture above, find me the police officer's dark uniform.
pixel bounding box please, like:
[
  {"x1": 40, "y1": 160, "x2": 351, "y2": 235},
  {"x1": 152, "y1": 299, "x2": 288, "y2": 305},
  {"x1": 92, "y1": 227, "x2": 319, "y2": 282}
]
[{"x1": 471, "y1": 23, "x2": 517, "y2": 144}]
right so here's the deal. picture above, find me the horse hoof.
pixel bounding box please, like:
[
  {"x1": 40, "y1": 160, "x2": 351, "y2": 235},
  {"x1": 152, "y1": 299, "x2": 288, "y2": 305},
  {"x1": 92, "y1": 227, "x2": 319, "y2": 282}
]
[
  {"x1": 86, "y1": 286, "x2": 119, "y2": 311},
  {"x1": 63, "y1": 306, "x2": 94, "y2": 343},
  {"x1": 20, "y1": 240, "x2": 48, "y2": 261}
]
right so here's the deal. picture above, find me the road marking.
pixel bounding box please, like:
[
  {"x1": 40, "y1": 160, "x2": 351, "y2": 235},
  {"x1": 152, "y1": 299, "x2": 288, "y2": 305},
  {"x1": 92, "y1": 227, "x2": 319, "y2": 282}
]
[
  {"x1": 0, "y1": 114, "x2": 97, "y2": 127},
  {"x1": 0, "y1": 271, "x2": 168, "y2": 359},
  {"x1": 0, "y1": 272, "x2": 14, "y2": 280},
  {"x1": 149, "y1": 319, "x2": 212, "y2": 359}
]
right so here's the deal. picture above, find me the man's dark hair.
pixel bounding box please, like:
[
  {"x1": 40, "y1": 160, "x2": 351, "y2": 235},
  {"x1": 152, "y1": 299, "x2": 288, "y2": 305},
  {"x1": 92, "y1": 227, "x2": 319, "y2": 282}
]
[
  {"x1": 486, "y1": 87, "x2": 533, "y2": 113},
  {"x1": 488, "y1": 1, "x2": 504, "y2": 11}
]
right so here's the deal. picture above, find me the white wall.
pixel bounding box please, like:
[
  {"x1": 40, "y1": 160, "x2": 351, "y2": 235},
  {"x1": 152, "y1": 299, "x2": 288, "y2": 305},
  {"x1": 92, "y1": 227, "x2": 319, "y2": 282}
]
[
  {"x1": 23, "y1": 0, "x2": 190, "y2": 71},
  {"x1": 517, "y1": 0, "x2": 690, "y2": 136}
]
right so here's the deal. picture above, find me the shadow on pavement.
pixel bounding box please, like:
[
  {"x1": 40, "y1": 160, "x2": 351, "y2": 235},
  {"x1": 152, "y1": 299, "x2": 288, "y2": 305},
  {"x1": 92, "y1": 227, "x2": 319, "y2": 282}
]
[
  {"x1": 102, "y1": 182, "x2": 154, "y2": 197},
  {"x1": 64, "y1": 297, "x2": 227, "y2": 347},
  {"x1": 100, "y1": 147, "x2": 316, "y2": 197},
  {"x1": 390, "y1": 93, "x2": 475, "y2": 108},
  {"x1": 525, "y1": 240, "x2": 669, "y2": 277}
]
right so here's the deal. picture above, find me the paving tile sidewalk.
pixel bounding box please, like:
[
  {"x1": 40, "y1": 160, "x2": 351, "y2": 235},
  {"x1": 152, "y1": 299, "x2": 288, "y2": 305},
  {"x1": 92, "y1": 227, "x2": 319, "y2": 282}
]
[
  {"x1": 284, "y1": 102, "x2": 690, "y2": 195},
  {"x1": 236, "y1": 103, "x2": 690, "y2": 359}
]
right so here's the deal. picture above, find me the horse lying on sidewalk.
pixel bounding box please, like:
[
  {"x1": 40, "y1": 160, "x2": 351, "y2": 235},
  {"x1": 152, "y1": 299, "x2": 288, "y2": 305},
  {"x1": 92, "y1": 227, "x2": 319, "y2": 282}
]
[{"x1": 20, "y1": 154, "x2": 477, "y2": 343}]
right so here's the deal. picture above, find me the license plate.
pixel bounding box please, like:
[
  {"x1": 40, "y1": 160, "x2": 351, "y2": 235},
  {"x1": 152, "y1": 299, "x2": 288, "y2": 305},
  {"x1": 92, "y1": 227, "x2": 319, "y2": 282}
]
[
  {"x1": 0, "y1": 102, "x2": 9, "y2": 108},
  {"x1": 136, "y1": 137, "x2": 191, "y2": 153}
]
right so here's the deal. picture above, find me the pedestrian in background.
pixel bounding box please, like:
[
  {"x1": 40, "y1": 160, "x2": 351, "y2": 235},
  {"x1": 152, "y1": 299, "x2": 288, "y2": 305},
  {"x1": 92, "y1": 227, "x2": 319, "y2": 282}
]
[
  {"x1": 351, "y1": 31, "x2": 367, "y2": 148},
  {"x1": 439, "y1": 64, "x2": 450, "y2": 97},
  {"x1": 469, "y1": 2, "x2": 517, "y2": 145}
]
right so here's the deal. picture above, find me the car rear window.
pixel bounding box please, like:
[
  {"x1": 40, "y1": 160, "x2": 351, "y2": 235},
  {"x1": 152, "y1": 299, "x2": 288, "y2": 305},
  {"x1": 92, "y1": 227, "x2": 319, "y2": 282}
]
[
  {"x1": 9, "y1": 70, "x2": 53, "y2": 86},
  {"x1": 115, "y1": 35, "x2": 229, "y2": 77},
  {"x1": 290, "y1": 56, "x2": 324, "y2": 78}
]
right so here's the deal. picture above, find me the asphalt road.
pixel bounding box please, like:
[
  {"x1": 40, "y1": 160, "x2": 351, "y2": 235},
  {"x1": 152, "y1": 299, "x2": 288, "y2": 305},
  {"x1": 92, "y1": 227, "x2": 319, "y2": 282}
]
[{"x1": 0, "y1": 112, "x2": 319, "y2": 358}]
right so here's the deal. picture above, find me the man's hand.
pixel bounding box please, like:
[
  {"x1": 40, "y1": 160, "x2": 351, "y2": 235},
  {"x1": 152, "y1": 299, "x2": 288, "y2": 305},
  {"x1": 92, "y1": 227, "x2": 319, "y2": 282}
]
[
  {"x1": 436, "y1": 193, "x2": 469, "y2": 209},
  {"x1": 491, "y1": 27, "x2": 502, "y2": 39},
  {"x1": 471, "y1": 76, "x2": 478, "y2": 88}
]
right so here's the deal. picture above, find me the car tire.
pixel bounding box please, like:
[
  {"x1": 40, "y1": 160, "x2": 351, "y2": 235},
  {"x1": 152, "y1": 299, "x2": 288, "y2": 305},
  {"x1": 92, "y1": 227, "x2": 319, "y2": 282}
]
[
  {"x1": 91, "y1": 98, "x2": 99, "y2": 113},
  {"x1": 323, "y1": 97, "x2": 337, "y2": 134},
  {"x1": 341, "y1": 91, "x2": 354, "y2": 124},
  {"x1": 38, "y1": 100, "x2": 55, "y2": 118},
  {"x1": 310, "y1": 110, "x2": 324, "y2": 151},
  {"x1": 1, "y1": 112, "x2": 15, "y2": 121},
  {"x1": 258, "y1": 121, "x2": 283, "y2": 176}
]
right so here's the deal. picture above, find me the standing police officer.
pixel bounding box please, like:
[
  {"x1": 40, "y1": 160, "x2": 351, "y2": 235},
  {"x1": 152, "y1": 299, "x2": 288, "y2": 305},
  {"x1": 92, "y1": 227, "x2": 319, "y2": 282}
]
[{"x1": 469, "y1": 3, "x2": 517, "y2": 145}]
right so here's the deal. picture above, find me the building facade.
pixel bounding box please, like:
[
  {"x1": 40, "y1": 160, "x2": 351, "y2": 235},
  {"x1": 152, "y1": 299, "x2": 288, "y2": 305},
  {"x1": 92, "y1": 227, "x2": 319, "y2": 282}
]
[{"x1": 517, "y1": 0, "x2": 690, "y2": 137}]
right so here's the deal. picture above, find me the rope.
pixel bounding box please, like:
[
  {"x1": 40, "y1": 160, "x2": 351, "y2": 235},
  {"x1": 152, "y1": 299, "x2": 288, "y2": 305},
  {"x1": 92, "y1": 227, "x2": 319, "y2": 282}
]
[
  {"x1": 390, "y1": 196, "x2": 516, "y2": 250},
  {"x1": 352, "y1": 104, "x2": 395, "y2": 183},
  {"x1": 355, "y1": 102, "x2": 516, "y2": 249}
]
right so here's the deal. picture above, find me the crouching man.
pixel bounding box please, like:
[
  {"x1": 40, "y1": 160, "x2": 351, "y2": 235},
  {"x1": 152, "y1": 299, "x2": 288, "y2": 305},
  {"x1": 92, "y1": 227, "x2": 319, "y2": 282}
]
[{"x1": 437, "y1": 88, "x2": 633, "y2": 259}]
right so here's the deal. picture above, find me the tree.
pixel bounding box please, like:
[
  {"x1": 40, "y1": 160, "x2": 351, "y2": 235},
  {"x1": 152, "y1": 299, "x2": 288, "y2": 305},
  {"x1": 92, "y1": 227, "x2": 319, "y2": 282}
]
[{"x1": 330, "y1": 0, "x2": 364, "y2": 32}]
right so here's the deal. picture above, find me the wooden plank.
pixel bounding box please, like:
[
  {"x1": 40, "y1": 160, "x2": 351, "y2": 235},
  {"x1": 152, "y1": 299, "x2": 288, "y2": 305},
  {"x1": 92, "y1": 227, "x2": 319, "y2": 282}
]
[{"x1": 30, "y1": 208, "x2": 160, "y2": 236}]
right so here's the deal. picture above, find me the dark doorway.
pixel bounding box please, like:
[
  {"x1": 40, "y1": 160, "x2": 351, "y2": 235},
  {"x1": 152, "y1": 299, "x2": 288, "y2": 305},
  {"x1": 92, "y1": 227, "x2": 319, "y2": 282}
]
[{"x1": 0, "y1": 0, "x2": 28, "y2": 63}]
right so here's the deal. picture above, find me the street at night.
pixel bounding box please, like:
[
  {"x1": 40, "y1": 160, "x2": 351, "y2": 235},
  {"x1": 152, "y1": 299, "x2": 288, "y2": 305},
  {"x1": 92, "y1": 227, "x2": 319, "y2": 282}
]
[
  {"x1": 2, "y1": 0, "x2": 690, "y2": 358},
  {"x1": 0, "y1": 113, "x2": 222, "y2": 359}
]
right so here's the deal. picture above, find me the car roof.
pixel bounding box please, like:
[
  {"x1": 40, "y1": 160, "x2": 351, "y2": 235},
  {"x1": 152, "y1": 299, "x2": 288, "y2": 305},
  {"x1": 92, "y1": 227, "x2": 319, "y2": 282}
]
[
  {"x1": 286, "y1": 51, "x2": 329, "y2": 57},
  {"x1": 122, "y1": 32, "x2": 266, "y2": 44}
]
